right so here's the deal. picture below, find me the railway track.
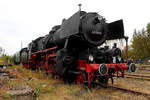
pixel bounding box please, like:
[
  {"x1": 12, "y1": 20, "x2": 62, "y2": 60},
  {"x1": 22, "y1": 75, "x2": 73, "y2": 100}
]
[
  {"x1": 125, "y1": 74, "x2": 150, "y2": 81},
  {"x1": 50, "y1": 82, "x2": 150, "y2": 99},
  {"x1": 139, "y1": 68, "x2": 150, "y2": 71},
  {"x1": 138, "y1": 66, "x2": 150, "y2": 71},
  {"x1": 108, "y1": 86, "x2": 150, "y2": 99}
]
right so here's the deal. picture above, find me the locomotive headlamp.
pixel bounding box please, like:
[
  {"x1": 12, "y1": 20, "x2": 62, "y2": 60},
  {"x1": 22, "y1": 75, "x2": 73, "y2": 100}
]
[
  {"x1": 98, "y1": 16, "x2": 104, "y2": 21},
  {"x1": 98, "y1": 64, "x2": 108, "y2": 76},
  {"x1": 89, "y1": 54, "x2": 94, "y2": 62}
]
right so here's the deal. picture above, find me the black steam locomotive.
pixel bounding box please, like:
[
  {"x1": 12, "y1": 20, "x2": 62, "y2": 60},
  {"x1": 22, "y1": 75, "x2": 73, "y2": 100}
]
[{"x1": 14, "y1": 9, "x2": 136, "y2": 88}]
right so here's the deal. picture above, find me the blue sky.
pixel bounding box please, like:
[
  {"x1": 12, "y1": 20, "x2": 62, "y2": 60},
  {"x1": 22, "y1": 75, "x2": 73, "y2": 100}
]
[{"x1": 0, "y1": 0, "x2": 150, "y2": 55}]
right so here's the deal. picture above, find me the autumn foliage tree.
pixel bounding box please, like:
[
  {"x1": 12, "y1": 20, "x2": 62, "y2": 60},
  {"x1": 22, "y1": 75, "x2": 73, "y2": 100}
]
[{"x1": 129, "y1": 23, "x2": 150, "y2": 60}]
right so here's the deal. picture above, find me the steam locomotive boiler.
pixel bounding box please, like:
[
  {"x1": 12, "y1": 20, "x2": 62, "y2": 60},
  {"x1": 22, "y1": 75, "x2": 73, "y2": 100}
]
[{"x1": 19, "y1": 10, "x2": 136, "y2": 88}]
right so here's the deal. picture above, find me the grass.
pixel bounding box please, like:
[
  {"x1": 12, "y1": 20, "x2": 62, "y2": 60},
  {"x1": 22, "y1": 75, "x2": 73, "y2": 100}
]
[
  {"x1": 0, "y1": 64, "x2": 149, "y2": 100},
  {"x1": 140, "y1": 64, "x2": 150, "y2": 67},
  {"x1": 137, "y1": 64, "x2": 150, "y2": 67},
  {"x1": 0, "y1": 58, "x2": 5, "y2": 63}
]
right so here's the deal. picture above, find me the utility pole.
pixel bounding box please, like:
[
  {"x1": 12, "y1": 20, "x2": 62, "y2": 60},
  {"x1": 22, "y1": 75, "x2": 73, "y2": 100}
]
[{"x1": 125, "y1": 36, "x2": 129, "y2": 60}]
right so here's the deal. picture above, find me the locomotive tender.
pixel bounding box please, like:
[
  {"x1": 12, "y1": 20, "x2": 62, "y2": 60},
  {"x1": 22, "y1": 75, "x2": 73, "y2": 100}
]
[{"x1": 16, "y1": 9, "x2": 136, "y2": 88}]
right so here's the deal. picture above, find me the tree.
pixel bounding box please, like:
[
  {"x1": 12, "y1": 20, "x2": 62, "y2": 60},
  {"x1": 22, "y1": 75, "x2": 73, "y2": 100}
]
[
  {"x1": 0, "y1": 47, "x2": 3, "y2": 57},
  {"x1": 0, "y1": 46, "x2": 6, "y2": 57},
  {"x1": 147, "y1": 23, "x2": 150, "y2": 34},
  {"x1": 122, "y1": 46, "x2": 135, "y2": 60},
  {"x1": 130, "y1": 23, "x2": 150, "y2": 60}
]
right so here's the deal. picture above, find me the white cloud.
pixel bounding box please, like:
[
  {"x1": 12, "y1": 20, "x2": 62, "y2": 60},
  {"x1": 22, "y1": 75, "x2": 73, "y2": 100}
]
[{"x1": 0, "y1": 0, "x2": 150, "y2": 55}]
